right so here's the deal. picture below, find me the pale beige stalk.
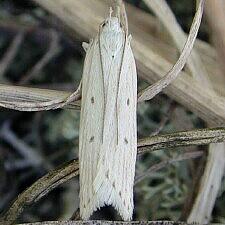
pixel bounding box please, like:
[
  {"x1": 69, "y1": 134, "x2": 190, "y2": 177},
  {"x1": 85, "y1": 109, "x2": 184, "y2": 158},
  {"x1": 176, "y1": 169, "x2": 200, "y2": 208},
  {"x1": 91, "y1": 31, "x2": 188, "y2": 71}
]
[{"x1": 138, "y1": 0, "x2": 205, "y2": 101}]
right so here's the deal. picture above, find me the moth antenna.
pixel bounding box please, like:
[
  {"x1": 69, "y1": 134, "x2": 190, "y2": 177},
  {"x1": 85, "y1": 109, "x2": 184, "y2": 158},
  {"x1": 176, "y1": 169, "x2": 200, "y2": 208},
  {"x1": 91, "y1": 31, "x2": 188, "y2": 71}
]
[
  {"x1": 116, "y1": 6, "x2": 121, "y2": 24},
  {"x1": 109, "y1": 7, "x2": 113, "y2": 27},
  {"x1": 120, "y1": 2, "x2": 128, "y2": 35},
  {"x1": 113, "y1": 0, "x2": 128, "y2": 35},
  {"x1": 109, "y1": 7, "x2": 113, "y2": 18}
]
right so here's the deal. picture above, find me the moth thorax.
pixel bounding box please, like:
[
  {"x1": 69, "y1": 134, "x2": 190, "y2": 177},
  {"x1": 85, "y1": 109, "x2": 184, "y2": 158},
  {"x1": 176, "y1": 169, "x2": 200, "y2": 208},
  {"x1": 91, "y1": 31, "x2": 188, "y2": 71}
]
[{"x1": 102, "y1": 17, "x2": 122, "y2": 33}]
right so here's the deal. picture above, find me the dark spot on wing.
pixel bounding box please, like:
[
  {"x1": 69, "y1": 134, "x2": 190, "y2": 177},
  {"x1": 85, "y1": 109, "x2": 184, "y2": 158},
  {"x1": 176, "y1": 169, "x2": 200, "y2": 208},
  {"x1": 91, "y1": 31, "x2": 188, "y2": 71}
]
[
  {"x1": 89, "y1": 136, "x2": 94, "y2": 142},
  {"x1": 127, "y1": 98, "x2": 130, "y2": 106},
  {"x1": 106, "y1": 170, "x2": 109, "y2": 178}
]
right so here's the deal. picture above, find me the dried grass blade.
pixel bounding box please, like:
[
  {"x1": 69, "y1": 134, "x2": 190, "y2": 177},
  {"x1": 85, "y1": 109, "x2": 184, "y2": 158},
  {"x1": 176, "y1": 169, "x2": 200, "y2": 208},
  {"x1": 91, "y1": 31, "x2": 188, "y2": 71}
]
[
  {"x1": 142, "y1": 0, "x2": 211, "y2": 88},
  {"x1": 138, "y1": 0, "x2": 205, "y2": 102},
  {"x1": 0, "y1": 83, "x2": 81, "y2": 111}
]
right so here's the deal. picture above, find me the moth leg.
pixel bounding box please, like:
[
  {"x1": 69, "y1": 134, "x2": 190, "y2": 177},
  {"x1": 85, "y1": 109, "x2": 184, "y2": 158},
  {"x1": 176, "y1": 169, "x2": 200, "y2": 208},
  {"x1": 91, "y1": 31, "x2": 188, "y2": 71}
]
[
  {"x1": 128, "y1": 34, "x2": 132, "y2": 43},
  {"x1": 115, "y1": 6, "x2": 120, "y2": 24},
  {"x1": 82, "y1": 42, "x2": 89, "y2": 52},
  {"x1": 119, "y1": 1, "x2": 128, "y2": 35},
  {"x1": 82, "y1": 39, "x2": 93, "y2": 52}
]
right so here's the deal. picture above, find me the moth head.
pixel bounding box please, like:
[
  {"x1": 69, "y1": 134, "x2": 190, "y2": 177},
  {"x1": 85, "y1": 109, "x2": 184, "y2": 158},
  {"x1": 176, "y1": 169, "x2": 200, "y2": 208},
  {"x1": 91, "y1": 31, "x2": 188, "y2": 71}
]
[{"x1": 101, "y1": 17, "x2": 122, "y2": 33}]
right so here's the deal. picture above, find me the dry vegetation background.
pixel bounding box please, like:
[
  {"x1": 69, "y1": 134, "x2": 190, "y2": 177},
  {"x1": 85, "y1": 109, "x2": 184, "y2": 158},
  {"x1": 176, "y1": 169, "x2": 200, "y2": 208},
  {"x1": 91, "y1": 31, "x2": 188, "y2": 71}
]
[{"x1": 0, "y1": 0, "x2": 225, "y2": 224}]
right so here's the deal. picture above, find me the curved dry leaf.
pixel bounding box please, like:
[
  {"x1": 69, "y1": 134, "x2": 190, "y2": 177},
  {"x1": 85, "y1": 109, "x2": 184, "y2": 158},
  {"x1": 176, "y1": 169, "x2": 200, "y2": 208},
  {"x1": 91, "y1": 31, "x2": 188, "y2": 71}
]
[{"x1": 138, "y1": 0, "x2": 205, "y2": 102}]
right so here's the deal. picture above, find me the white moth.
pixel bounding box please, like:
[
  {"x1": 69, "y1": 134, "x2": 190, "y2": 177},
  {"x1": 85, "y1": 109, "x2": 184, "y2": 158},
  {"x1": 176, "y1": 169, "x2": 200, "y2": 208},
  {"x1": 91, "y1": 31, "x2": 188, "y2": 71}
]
[{"x1": 79, "y1": 8, "x2": 137, "y2": 221}]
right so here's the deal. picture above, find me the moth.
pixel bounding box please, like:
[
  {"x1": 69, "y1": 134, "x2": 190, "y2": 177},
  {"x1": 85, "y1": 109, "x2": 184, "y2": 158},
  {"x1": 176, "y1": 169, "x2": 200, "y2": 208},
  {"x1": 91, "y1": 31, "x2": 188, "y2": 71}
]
[{"x1": 79, "y1": 8, "x2": 137, "y2": 221}]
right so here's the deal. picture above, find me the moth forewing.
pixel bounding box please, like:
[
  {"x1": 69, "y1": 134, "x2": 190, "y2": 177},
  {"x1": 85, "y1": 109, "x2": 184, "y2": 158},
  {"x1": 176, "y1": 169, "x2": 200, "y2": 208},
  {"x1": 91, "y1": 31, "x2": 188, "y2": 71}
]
[{"x1": 79, "y1": 9, "x2": 137, "y2": 221}]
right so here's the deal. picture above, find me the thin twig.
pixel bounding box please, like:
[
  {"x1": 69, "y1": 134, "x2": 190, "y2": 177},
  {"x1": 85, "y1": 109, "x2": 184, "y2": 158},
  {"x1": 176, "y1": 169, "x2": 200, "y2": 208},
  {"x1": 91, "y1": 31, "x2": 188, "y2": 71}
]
[
  {"x1": 138, "y1": 0, "x2": 205, "y2": 102},
  {"x1": 0, "y1": 83, "x2": 81, "y2": 111},
  {"x1": 70, "y1": 208, "x2": 81, "y2": 221},
  {"x1": 0, "y1": 122, "x2": 52, "y2": 170},
  {"x1": 19, "y1": 30, "x2": 61, "y2": 85},
  {"x1": 138, "y1": 127, "x2": 225, "y2": 154},
  {"x1": 0, "y1": 84, "x2": 80, "y2": 110},
  {"x1": 180, "y1": 154, "x2": 206, "y2": 220},
  {"x1": 16, "y1": 221, "x2": 216, "y2": 225},
  {"x1": 4, "y1": 159, "x2": 33, "y2": 171},
  {"x1": 0, "y1": 81, "x2": 81, "y2": 112},
  {"x1": 150, "y1": 100, "x2": 176, "y2": 136},
  {"x1": 0, "y1": 190, "x2": 16, "y2": 212},
  {"x1": 1, "y1": 127, "x2": 225, "y2": 225},
  {"x1": 135, "y1": 151, "x2": 203, "y2": 184},
  {"x1": 0, "y1": 160, "x2": 79, "y2": 225},
  {"x1": 0, "y1": 32, "x2": 24, "y2": 81}
]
